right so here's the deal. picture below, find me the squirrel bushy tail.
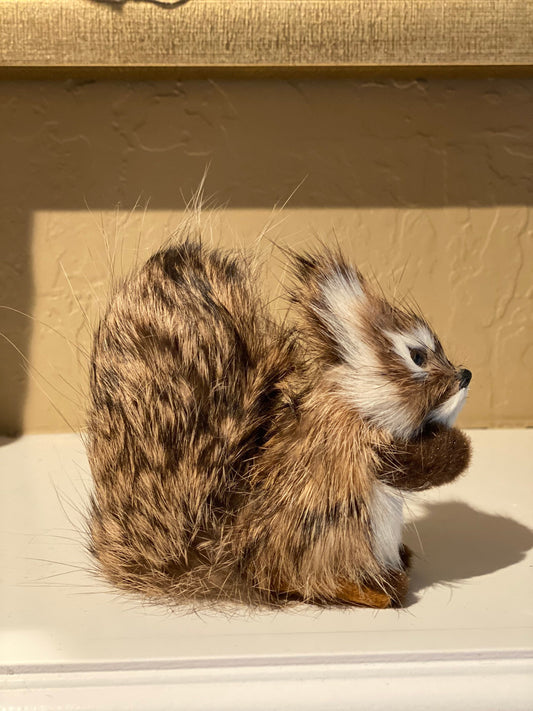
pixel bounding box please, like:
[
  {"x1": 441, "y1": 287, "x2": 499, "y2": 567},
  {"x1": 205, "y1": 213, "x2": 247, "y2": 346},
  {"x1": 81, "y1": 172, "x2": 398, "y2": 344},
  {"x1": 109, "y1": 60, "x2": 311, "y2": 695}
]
[{"x1": 87, "y1": 240, "x2": 298, "y2": 605}]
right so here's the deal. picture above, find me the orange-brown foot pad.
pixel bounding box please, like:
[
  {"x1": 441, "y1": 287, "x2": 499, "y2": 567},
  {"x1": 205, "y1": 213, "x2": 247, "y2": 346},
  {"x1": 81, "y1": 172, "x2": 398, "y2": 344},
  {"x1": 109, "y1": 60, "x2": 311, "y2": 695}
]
[{"x1": 335, "y1": 581, "x2": 392, "y2": 608}]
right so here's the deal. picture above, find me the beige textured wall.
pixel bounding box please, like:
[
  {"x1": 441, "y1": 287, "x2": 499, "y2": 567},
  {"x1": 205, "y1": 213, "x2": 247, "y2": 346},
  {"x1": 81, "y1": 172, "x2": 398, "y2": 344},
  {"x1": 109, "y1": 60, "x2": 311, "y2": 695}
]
[{"x1": 0, "y1": 77, "x2": 532, "y2": 434}]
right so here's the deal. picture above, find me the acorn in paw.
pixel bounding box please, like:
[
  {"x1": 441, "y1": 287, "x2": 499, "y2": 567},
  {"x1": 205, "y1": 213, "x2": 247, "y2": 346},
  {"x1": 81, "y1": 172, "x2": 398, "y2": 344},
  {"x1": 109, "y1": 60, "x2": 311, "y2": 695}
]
[{"x1": 87, "y1": 237, "x2": 471, "y2": 609}]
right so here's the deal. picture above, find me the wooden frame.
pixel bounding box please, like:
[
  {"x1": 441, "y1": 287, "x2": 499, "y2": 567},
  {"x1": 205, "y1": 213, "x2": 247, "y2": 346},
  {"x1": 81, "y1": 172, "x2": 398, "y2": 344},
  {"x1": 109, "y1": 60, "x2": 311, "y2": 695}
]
[{"x1": 1, "y1": 0, "x2": 532, "y2": 69}]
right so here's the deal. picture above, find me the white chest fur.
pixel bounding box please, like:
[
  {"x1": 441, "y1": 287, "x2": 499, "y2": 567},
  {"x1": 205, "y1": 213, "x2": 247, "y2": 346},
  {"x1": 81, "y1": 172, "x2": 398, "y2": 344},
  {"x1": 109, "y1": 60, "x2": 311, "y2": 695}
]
[{"x1": 369, "y1": 482, "x2": 404, "y2": 569}]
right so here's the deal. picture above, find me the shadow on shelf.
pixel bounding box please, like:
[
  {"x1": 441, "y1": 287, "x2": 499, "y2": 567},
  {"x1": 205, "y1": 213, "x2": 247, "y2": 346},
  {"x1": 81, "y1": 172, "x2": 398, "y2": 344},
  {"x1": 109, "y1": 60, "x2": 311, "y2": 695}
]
[{"x1": 404, "y1": 500, "x2": 533, "y2": 604}]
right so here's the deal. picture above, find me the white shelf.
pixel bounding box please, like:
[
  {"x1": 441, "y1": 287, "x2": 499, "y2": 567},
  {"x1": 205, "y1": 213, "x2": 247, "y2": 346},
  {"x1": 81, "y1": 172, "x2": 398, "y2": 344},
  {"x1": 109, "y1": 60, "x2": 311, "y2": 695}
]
[{"x1": 1, "y1": 431, "x2": 532, "y2": 710}]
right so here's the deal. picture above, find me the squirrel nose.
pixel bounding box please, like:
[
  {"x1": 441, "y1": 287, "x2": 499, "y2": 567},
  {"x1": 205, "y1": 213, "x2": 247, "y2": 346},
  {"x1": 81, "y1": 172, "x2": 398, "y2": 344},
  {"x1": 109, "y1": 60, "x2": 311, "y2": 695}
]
[{"x1": 458, "y1": 368, "x2": 472, "y2": 389}]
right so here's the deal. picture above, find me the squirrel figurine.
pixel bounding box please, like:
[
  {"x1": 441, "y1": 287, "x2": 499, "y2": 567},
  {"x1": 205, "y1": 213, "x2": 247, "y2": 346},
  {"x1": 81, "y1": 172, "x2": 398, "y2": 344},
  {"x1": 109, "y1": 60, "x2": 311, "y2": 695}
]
[{"x1": 87, "y1": 237, "x2": 471, "y2": 609}]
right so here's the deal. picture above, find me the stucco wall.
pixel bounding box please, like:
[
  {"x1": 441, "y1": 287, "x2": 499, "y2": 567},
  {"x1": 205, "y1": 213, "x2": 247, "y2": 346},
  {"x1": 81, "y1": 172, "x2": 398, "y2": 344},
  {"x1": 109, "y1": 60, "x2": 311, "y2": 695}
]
[{"x1": 0, "y1": 77, "x2": 531, "y2": 434}]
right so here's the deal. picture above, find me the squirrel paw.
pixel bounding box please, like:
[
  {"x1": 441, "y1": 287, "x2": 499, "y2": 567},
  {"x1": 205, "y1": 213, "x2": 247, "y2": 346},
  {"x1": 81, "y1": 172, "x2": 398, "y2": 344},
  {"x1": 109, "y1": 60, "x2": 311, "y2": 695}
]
[{"x1": 334, "y1": 580, "x2": 393, "y2": 608}]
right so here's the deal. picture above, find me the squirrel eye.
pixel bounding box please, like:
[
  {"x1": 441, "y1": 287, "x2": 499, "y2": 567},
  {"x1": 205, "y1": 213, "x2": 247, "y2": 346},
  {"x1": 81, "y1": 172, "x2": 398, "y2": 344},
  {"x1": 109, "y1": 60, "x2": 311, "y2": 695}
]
[{"x1": 409, "y1": 348, "x2": 427, "y2": 368}]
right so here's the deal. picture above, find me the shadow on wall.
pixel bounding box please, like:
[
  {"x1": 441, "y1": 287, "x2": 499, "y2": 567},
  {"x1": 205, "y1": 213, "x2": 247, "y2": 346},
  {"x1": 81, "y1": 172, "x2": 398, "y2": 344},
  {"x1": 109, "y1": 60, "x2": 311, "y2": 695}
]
[
  {"x1": 0, "y1": 77, "x2": 531, "y2": 435},
  {"x1": 404, "y1": 501, "x2": 533, "y2": 605}
]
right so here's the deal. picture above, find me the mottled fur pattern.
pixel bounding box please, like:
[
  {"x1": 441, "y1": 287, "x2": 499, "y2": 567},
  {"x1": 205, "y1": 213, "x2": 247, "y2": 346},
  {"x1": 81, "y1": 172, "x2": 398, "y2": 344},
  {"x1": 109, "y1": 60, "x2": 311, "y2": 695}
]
[{"x1": 87, "y1": 237, "x2": 471, "y2": 609}]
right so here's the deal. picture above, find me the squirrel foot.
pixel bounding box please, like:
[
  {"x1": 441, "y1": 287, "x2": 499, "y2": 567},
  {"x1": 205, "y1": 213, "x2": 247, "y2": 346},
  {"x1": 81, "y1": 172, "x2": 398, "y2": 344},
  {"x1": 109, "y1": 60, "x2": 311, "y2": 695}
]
[
  {"x1": 335, "y1": 561, "x2": 411, "y2": 609},
  {"x1": 334, "y1": 545, "x2": 412, "y2": 608},
  {"x1": 272, "y1": 547, "x2": 412, "y2": 608},
  {"x1": 335, "y1": 580, "x2": 392, "y2": 608}
]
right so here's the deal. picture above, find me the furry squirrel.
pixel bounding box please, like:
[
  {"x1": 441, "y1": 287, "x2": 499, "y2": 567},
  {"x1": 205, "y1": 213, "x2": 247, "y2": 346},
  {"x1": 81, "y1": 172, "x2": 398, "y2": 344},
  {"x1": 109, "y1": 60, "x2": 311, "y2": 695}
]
[{"x1": 87, "y1": 238, "x2": 471, "y2": 609}]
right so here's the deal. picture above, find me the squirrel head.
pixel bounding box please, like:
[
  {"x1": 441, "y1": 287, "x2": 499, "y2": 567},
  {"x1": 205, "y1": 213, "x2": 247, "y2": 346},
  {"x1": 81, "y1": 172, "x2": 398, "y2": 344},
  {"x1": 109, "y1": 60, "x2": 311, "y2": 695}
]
[{"x1": 290, "y1": 249, "x2": 471, "y2": 440}]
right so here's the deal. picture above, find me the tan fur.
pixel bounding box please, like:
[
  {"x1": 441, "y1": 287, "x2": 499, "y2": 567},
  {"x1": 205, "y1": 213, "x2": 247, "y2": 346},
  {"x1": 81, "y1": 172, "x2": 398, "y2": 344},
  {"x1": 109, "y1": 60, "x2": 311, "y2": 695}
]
[{"x1": 87, "y1": 237, "x2": 471, "y2": 609}]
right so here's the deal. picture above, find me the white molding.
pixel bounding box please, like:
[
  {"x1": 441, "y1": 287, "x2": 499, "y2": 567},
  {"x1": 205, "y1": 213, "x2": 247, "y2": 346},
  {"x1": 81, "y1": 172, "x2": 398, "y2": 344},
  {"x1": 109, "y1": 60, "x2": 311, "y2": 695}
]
[{"x1": 3, "y1": 655, "x2": 533, "y2": 711}]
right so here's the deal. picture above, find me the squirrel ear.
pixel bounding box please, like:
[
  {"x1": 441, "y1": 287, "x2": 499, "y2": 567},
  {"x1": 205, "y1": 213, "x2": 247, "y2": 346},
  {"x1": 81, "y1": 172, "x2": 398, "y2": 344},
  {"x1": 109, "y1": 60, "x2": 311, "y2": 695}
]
[
  {"x1": 287, "y1": 248, "x2": 368, "y2": 365},
  {"x1": 289, "y1": 249, "x2": 367, "y2": 305}
]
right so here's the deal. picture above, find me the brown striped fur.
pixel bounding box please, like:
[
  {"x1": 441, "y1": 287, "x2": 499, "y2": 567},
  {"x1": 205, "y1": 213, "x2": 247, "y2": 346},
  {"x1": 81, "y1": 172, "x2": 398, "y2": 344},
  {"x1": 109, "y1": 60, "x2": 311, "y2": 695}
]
[{"x1": 87, "y1": 236, "x2": 471, "y2": 609}]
